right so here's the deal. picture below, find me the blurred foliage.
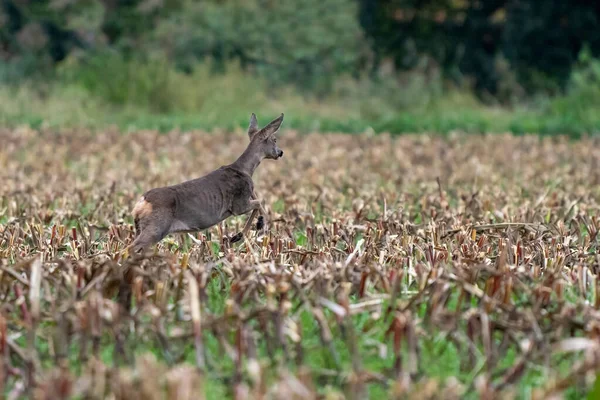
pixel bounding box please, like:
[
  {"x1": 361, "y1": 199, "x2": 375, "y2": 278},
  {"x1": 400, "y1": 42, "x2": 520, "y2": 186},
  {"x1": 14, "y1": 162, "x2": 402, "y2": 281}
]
[
  {"x1": 502, "y1": 1, "x2": 600, "y2": 95},
  {"x1": 359, "y1": 0, "x2": 600, "y2": 99},
  {"x1": 152, "y1": 0, "x2": 368, "y2": 94},
  {"x1": 0, "y1": 0, "x2": 600, "y2": 108},
  {"x1": 57, "y1": 49, "x2": 180, "y2": 112},
  {"x1": 545, "y1": 45, "x2": 600, "y2": 130}
]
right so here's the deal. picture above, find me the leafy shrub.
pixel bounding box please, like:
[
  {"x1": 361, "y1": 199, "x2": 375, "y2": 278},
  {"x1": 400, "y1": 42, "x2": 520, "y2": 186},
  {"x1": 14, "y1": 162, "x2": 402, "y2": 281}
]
[
  {"x1": 152, "y1": 0, "x2": 369, "y2": 94},
  {"x1": 57, "y1": 50, "x2": 182, "y2": 112},
  {"x1": 546, "y1": 45, "x2": 600, "y2": 133}
]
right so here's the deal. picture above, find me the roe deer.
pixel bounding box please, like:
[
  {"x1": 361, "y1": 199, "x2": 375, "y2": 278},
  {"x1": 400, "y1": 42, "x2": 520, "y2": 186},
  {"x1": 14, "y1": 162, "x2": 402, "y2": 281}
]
[{"x1": 128, "y1": 113, "x2": 284, "y2": 254}]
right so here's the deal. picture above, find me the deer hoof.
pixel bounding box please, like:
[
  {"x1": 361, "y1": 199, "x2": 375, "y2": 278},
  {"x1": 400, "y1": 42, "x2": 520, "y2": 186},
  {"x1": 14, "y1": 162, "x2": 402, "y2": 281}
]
[
  {"x1": 255, "y1": 216, "x2": 264, "y2": 230},
  {"x1": 229, "y1": 232, "x2": 243, "y2": 243}
]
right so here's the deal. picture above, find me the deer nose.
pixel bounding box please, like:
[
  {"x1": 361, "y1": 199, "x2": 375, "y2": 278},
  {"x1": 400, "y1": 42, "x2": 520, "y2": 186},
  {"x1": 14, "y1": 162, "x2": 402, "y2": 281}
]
[{"x1": 278, "y1": 150, "x2": 284, "y2": 157}]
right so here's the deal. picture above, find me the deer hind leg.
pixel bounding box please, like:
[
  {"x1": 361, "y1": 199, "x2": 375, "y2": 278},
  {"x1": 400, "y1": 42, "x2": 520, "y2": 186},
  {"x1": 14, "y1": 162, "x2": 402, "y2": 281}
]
[
  {"x1": 130, "y1": 209, "x2": 173, "y2": 253},
  {"x1": 134, "y1": 217, "x2": 141, "y2": 238},
  {"x1": 130, "y1": 230, "x2": 162, "y2": 254}
]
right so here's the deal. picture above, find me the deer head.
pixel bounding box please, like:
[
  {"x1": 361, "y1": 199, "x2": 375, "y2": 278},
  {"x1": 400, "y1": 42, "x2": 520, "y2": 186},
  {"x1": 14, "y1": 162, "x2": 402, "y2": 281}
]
[{"x1": 247, "y1": 113, "x2": 284, "y2": 160}]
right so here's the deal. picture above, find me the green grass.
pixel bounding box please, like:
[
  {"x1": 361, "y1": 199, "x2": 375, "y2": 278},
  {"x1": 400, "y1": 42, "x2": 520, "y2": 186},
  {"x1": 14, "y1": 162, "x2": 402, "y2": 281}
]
[{"x1": 1, "y1": 57, "x2": 600, "y2": 137}]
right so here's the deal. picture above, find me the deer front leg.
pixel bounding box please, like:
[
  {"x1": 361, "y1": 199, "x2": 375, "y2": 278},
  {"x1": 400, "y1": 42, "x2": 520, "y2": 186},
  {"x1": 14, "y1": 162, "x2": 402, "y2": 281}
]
[
  {"x1": 242, "y1": 209, "x2": 260, "y2": 235},
  {"x1": 228, "y1": 199, "x2": 262, "y2": 243},
  {"x1": 251, "y1": 189, "x2": 268, "y2": 230}
]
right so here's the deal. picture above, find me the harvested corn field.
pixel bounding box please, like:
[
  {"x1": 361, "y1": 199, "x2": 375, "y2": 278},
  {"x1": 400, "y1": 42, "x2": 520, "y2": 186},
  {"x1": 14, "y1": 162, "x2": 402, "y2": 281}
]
[{"x1": 1, "y1": 127, "x2": 600, "y2": 399}]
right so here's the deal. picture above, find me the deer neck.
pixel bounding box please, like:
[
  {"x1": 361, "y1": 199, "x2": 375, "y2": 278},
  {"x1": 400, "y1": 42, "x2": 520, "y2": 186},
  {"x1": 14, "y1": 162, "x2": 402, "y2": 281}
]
[{"x1": 231, "y1": 144, "x2": 263, "y2": 176}]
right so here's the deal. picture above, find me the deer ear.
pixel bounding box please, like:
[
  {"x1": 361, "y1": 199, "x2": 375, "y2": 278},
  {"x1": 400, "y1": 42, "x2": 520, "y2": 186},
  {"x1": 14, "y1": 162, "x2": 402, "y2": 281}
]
[
  {"x1": 259, "y1": 113, "x2": 284, "y2": 138},
  {"x1": 248, "y1": 113, "x2": 259, "y2": 139}
]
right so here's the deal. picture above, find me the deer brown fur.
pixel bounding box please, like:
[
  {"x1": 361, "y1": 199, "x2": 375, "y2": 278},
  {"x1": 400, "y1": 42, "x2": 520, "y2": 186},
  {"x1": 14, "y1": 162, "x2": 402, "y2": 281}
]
[{"x1": 128, "y1": 113, "x2": 284, "y2": 254}]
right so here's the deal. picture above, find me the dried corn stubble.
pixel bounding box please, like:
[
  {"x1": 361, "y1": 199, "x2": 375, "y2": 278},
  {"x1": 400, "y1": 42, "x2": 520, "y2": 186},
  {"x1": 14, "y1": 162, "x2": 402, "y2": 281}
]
[{"x1": 0, "y1": 127, "x2": 600, "y2": 397}]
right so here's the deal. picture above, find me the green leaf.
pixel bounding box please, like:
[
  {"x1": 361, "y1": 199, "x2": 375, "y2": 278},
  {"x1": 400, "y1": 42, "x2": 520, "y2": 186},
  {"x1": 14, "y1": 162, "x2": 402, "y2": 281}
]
[{"x1": 587, "y1": 374, "x2": 600, "y2": 400}]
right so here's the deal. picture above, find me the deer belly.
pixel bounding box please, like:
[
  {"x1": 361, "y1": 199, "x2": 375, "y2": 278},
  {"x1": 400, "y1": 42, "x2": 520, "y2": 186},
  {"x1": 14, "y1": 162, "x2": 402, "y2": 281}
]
[
  {"x1": 169, "y1": 220, "x2": 195, "y2": 233},
  {"x1": 170, "y1": 213, "x2": 226, "y2": 233},
  {"x1": 172, "y1": 192, "x2": 229, "y2": 232}
]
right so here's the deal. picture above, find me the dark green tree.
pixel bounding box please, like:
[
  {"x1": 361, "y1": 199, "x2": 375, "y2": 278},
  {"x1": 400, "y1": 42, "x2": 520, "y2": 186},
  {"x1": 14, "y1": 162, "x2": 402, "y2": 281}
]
[{"x1": 503, "y1": 0, "x2": 600, "y2": 93}]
